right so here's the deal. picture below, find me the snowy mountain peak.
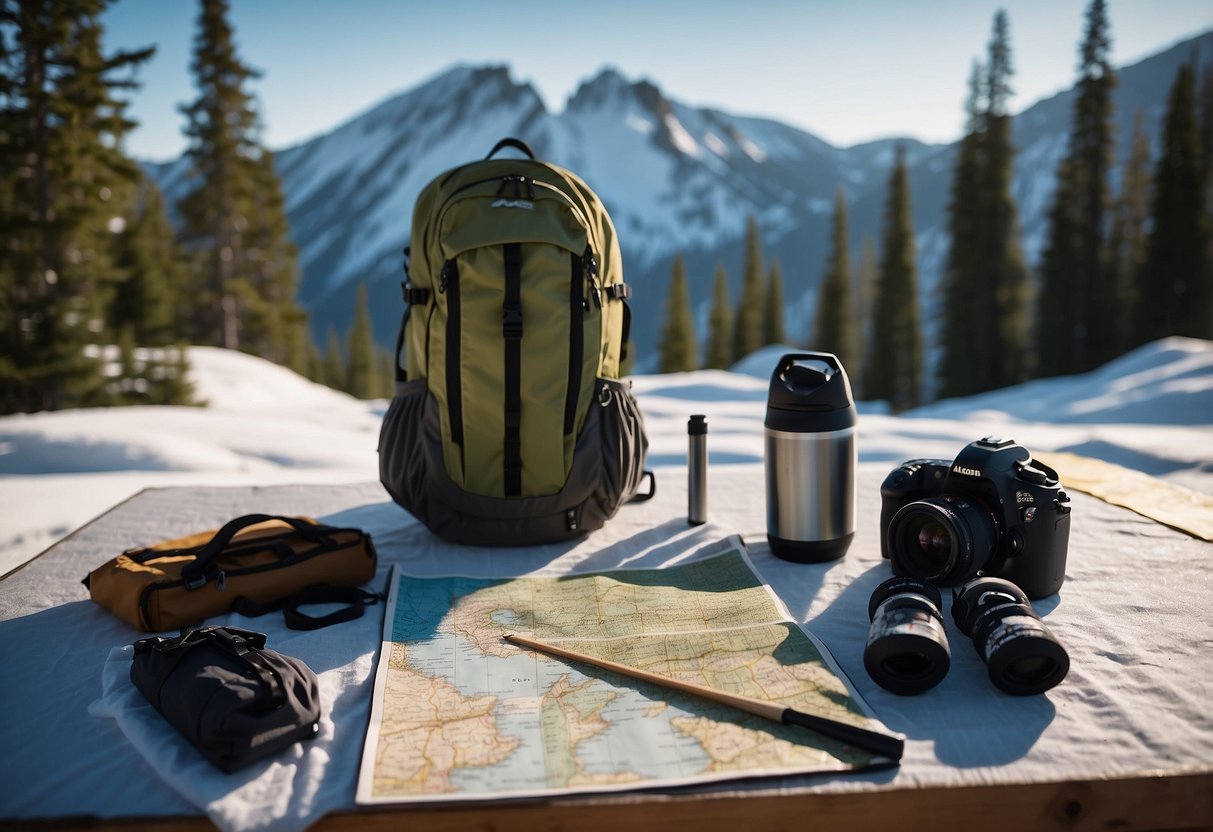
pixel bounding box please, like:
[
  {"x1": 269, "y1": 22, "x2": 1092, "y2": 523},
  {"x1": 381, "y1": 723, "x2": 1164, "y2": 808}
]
[
  {"x1": 141, "y1": 30, "x2": 1213, "y2": 373},
  {"x1": 565, "y1": 66, "x2": 633, "y2": 111},
  {"x1": 566, "y1": 67, "x2": 672, "y2": 118}
]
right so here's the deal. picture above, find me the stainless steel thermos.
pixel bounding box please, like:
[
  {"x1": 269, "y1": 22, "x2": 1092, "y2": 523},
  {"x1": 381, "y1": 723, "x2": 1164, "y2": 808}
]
[{"x1": 764, "y1": 352, "x2": 857, "y2": 562}]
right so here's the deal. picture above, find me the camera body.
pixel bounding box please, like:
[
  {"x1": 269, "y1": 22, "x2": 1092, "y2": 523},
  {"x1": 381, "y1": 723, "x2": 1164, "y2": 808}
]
[{"x1": 879, "y1": 437, "x2": 1071, "y2": 599}]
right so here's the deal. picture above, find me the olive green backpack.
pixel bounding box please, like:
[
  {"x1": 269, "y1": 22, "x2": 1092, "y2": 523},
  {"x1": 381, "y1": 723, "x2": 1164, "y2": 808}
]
[{"x1": 379, "y1": 138, "x2": 652, "y2": 545}]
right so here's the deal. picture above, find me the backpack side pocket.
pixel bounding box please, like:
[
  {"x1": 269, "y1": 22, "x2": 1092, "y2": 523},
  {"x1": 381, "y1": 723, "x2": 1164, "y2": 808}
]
[
  {"x1": 378, "y1": 379, "x2": 433, "y2": 525},
  {"x1": 594, "y1": 377, "x2": 649, "y2": 519}
]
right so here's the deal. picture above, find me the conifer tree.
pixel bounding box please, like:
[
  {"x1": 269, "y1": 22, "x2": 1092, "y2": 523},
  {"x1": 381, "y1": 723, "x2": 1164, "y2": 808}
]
[
  {"x1": 109, "y1": 177, "x2": 185, "y2": 346},
  {"x1": 1133, "y1": 63, "x2": 1212, "y2": 345},
  {"x1": 704, "y1": 264, "x2": 733, "y2": 370},
  {"x1": 937, "y1": 62, "x2": 986, "y2": 399},
  {"x1": 241, "y1": 148, "x2": 308, "y2": 372},
  {"x1": 0, "y1": 1, "x2": 154, "y2": 413},
  {"x1": 176, "y1": 0, "x2": 307, "y2": 365},
  {"x1": 322, "y1": 326, "x2": 344, "y2": 391},
  {"x1": 1075, "y1": 0, "x2": 1117, "y2": 356},
  {"x1": 1036, "y1": 0, "x2": 1118, "y2": 375},
  {"x1": 733, "y1": 216, "x2": 766, "y2": 361},
  {"x1": 306, "y1": 339, "x2": 324, "y2": 384},
  {"x1": 113, "y1": 326, "x2": 139, "y2": 405},
  {"x1": 658, "y1": 254, "x2": 697, "y2": 373},
  {"x1": 106, "y1": 177, "x2": 196, "y2": 407},
  {"x1": 814, "y1": 188, "x2": 858, "y2": 370},
  {"x1": 938, "y1": 13, "x2": 1028, "y2": 394},
  {"x1": 851, "y1": 236, "x2": 877, "y2": 395},
  {"x1": 764, "y1": 259, "x2": 786, "y2": 346},
  {"x1": 152, "y1": 344, "x2": 198, "y2": 406},
  {"x1": 1199, "y1": 65, "x2": 1213, "y2": 279},
  {"x1": 1105, "y1": 111, "x2": 1151, "y2": 355},
  {"x1": 374, "y1": 346, "x2": 395, "y2": 398},
  {"x1": 864, "y1": 145, "x2": 922, "y2": 411},
  {"x1": 979, "y1": 11, "x2": 1030, "y2": 388},
  {"x1": 346, "y1": 282, "x2": 376, "y2": 398}
]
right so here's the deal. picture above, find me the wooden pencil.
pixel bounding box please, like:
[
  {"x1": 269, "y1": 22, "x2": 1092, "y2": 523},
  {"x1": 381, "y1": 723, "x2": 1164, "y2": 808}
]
[{"x1": 503, "y1": 632, "x2": 904, "y2": 761}]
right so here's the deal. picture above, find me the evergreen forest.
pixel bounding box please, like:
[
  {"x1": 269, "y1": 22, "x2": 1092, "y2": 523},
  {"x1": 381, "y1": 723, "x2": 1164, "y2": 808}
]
[
  {"x1": 658, "y1": 1, "x2": 1213, "y2": 410},
  {"x1": 2, "y1": 0, "x2": 1211, "y2": 416}
]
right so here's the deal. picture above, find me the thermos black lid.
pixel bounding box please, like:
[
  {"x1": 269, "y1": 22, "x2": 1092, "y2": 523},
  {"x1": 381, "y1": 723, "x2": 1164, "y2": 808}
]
[
  {"x1": 765, "y1": 352, "x2": 857, "y2": 432},
  {"x1": 688, "y1": 414, "x2": 708, "y2": 435}
]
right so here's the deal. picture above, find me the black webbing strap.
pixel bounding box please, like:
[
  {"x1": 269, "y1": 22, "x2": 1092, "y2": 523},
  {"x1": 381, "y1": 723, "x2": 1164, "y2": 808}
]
[
  {"x1": 180, "y1": 515, "x2": 335, "y2": 590},
  {"x1": 393, "y1": 304, "x2": 408, "y2": 383},
  {"x1": 620, "y1": 300, "x2": 632, "y2": 363},
  {"x1": 394, "y1": 284, "x2": 431, "y2": 383},
  {"x1": 395, "y1": 247, "x2": 413, "y2": 383},
  {"x1": 282, "y1": 586, "x2": 381, "y2": 631},
  {"x1": 605, "y1": 283, "x2": 631, "y2": 300},
  {"x1": 630, "y1": 470, "x2": 657, "y2": 503},
  {"x1": 230, "y1": 585, "x2": 382, "y2": 631},
  {"x1": 503, "y1": 242, "x2": 524, "y2": 497}
]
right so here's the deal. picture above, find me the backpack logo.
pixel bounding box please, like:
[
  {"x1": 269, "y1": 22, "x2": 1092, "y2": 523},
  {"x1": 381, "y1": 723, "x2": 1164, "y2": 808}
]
[{"x1": 491, "y1": 198, "x2": 534, "y2": 210}]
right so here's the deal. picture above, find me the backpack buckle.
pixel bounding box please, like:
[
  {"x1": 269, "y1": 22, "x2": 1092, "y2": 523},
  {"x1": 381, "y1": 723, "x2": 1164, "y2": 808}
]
[
  {"x1": 605, "y1": 283, "x2": 632, "y2": 301},
  {"x1": 503, "y1": 303, "x2": 523, "y2": 340},
  {"x1": 401, "y1": 284, "x2": 430, "y2": 306},
  {"x1": 181, "y1": 565, "x2": 207, "y2": 590}
]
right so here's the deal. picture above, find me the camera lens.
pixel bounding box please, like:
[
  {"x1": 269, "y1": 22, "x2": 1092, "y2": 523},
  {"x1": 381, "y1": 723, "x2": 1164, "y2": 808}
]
[
  {"x1": 864, "y1": 576, "x2": 951, "y2": 695},
  {"x1": 888, "y1": 496, "x2": 996, "y2": 586},
  {"x1": 951, "y1": 577, "x2": 1069, "y2": 696},
  {"x1": 909, "y1": 516, "x2": 952, "y2": 571}
]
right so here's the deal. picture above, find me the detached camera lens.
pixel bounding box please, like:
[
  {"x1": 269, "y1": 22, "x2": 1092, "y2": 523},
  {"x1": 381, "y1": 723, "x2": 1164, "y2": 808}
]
[
  {"x1": 952, "y1": 577, "x2": 1069, "y2": 696},
  {"x1": 888, "y1": 496, "x2": 996, "y2": 585},
  {"x1": 864, "y1": 576, "x2": 951, "y2": 695}
]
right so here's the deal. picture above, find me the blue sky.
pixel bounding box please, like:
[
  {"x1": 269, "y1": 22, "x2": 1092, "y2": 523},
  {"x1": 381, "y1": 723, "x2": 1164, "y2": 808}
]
[{"x1": 102, "y1": 0, "x2": 1212, "y2": 162}]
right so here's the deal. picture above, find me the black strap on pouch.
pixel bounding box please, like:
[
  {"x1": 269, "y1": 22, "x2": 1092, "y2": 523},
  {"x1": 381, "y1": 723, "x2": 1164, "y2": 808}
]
[
  {"x1": 231, "y1": 584, "x2": 383, "y2": 631},
  {"x1": 178, "y1": 513, "x2": 336, "y2": 590},
  {"x1": 130, "y1": 626, "x2": 321, "y2": 772}
]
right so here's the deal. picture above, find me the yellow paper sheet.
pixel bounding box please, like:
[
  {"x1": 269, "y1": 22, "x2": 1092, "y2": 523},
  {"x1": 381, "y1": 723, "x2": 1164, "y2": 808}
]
[{"x1": 1036, "y1": 451, "x2": 1213, "y2": 542}]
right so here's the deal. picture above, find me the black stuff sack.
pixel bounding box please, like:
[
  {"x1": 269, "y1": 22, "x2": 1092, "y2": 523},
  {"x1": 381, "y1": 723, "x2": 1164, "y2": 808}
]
[{"x1": 130, "y1": 626, "x2": 321, "y2": 772}]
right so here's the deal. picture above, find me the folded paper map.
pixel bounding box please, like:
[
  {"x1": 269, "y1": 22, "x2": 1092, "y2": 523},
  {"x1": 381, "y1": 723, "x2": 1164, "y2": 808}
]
[{"x1": 356, "y1": 540, "x2": 890, "y2": 803}]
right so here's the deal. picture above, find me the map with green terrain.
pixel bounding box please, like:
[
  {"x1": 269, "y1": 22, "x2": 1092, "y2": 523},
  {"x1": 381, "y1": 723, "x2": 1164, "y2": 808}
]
[{"x1": 357, "y1": 546, "x2": 886, "y2": 803}]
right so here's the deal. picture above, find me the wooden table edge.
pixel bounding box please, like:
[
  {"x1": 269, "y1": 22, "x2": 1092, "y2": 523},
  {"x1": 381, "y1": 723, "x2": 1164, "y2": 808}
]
[{"x1": 15, "y1": 767, "x2": 1212, "y2": 832}]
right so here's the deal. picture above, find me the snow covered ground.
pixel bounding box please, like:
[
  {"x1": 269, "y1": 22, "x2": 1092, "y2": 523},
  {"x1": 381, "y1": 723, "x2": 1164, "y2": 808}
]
[{"x1": 2, "y1": 338, "x2": 1210, "y2": 576}]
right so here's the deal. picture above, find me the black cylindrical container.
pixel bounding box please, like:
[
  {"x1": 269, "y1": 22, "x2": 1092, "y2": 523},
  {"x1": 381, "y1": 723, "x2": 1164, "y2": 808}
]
[
  {"x1": 764, "y1": 352, "x2": 857, "y2": 562},
  {"x1": 688, "y1": 415, "x2": 707, "y2": 525}
]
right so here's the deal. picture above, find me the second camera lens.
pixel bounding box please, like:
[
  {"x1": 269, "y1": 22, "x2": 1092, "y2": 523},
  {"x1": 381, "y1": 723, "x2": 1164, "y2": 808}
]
[
  {"x1": 864, "y1": 576, "x2": 951, "y2": 695},
  {"x1": 952, "y1": 577, "x2": 1069, "y2": 696}
]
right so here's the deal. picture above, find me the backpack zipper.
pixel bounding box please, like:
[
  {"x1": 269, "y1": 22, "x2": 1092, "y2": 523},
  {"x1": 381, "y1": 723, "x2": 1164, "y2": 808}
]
[
  {"x1": 439, "y1": 259, "x2": 463, "y2": 446},
  {"x1": 584, "y1": 247, "x2": 602, "y2": 308},
  {"x1": 427, "y1": 172, "x2": 599, "y2": 280},
  {"x1": 565, "y1": 250, "x2": 586, "y2": 436}
]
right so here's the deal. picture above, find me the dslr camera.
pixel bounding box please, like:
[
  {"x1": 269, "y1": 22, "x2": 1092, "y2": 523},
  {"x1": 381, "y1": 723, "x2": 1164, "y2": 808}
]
[{"x1": 879, "y1": 437, "x2": 1071, "y2": 599}]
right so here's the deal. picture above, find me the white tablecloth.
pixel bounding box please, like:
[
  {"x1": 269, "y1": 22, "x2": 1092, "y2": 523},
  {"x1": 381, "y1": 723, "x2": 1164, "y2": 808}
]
[{"x1": 1, "y1": 463, "x2": 1210, "y2": 830}]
